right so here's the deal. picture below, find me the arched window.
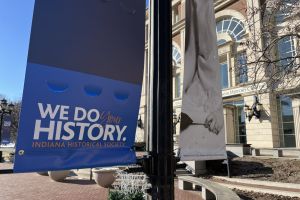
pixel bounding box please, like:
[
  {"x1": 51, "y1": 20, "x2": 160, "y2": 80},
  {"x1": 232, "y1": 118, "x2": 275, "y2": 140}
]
[
  {"x1": 275, "y1": 0, "x2": 298, "y2": 24},
  {"x1": 216, "y1": 17, "x2": 246, "y2": 41},
  {"x1": 277, "y1": 36, "x2": 296, "y2": 70},
  {"x1": 172, "y1": 46, "x2": 181, "y2": 66}
]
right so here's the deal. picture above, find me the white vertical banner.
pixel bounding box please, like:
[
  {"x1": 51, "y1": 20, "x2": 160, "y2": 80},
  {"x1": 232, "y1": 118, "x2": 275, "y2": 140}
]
[{"x1": 179, "y1": 0, "x2": 227, "y2": 161}]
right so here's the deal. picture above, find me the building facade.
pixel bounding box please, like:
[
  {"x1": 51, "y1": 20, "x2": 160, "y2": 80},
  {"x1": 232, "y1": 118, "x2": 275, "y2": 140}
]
[{"x1": 137, "y1": 0, "x2": 300, "y2": 150}]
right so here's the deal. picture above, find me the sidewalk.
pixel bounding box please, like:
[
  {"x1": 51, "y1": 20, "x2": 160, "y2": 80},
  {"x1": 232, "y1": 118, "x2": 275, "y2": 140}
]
[
  {"x1": 0, "y1": 163, "x2": 202, "y2": 200},
  {"x1": 0, "y1": 163, "x2": 109, "y2": 200}
]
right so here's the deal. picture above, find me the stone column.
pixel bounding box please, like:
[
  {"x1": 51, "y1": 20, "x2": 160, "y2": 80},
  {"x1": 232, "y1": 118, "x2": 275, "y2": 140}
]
[
  {"x1": 292, "y1": 98, "x2": 300, "y2": 148},
  {"x1": 172, "y1": 9, "x2": 175, "y2": 25},
  {"x1": 244, "y1": 94, "x2": 275, "y2": 148},
  {"x1": 226, "y1": 52, "x2": 233, "y2": 87},
  {"x1": 185, "y1": 161, "x2": 207, "y2": 175}
]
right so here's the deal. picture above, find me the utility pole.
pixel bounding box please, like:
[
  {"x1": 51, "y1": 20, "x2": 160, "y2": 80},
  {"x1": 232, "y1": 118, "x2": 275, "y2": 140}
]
[{"x1": 146, "y1": 0, "x2": 175, "y2": 199}]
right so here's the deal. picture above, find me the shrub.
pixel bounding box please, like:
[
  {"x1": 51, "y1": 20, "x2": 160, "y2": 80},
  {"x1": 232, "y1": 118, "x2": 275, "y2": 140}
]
[
  {"x1": 108, "y1": 190, "x2": 144, "y2": 200},
  {"x1": 109, "y1": 170, "x2": 150, "y2": 200}
]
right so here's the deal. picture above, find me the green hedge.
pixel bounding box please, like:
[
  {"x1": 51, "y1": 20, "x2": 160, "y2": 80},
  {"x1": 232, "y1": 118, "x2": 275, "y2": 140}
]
[{"x1": 108, "y1": 190, "x2": 144, "y2": 200}]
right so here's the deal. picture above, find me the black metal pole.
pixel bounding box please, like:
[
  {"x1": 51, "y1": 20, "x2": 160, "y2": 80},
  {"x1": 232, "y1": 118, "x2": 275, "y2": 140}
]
[{"x1": 148, "y1": 0, "x2": 174, "y2": 199}]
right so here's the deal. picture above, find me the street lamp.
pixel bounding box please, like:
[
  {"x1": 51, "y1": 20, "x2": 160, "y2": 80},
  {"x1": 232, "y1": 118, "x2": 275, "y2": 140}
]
[
  {"x1": 137, "y1": 115, "x2": 144, "y2": 129},
  {"x1": 244, "y1": 96, "x2": 263, "y2": 122},
  {"x1": 0, "y1": 99, "x2": 14, "y2": 161}
]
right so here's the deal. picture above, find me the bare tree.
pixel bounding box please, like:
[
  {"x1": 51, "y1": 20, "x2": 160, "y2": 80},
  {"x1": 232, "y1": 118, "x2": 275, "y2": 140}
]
[
  {"x1": 238, "y1": 0, "x2": 300, "y2": 94},
  {"x1": 10, "y1": 101, "x2": 21, "y2": 142}
]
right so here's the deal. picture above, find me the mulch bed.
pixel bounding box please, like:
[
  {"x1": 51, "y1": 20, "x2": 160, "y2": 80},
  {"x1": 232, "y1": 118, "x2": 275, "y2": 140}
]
[
  {"x1": 205, "y1": 156, "x2": 300, "y2": 200},
  {"x1": 206, "y1": 156, "x2": 300, "y2": 183},
  {"x1": 233, "y1": 189, "x2": 300, "y2": 200}
]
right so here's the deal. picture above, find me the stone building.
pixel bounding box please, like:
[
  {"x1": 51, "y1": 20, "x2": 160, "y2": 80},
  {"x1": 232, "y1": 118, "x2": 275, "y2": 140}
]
[{"x1": 137, "y1": 0, "x2": 300, "y2": 152}]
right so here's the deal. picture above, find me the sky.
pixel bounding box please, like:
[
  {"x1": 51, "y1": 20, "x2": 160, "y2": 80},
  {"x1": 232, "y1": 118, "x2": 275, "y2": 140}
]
[
  {"x1": 0, "y1": 0, "x2": 149, "y2": 101},
  {"x1": 0, "y1": 0, "x2": 34, "y2": 101}
]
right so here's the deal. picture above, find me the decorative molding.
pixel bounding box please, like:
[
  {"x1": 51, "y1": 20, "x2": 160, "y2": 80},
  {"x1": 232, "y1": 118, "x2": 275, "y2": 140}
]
[
  {"x1": 215, "y1": 9, "x2": 246, "y2": 22},
  {"x1": 172, "y1": 19, "x2": 185, "y2": 35},
  {"x1": 214, "y1": 0, "x2": 238, "y2": 12}
]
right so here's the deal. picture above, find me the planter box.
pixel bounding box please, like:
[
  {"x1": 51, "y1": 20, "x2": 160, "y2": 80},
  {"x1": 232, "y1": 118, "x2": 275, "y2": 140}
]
[
  {"x1": 37, "y1": 172, "x2": 49, "y2": 176},
  {"x1": 49, "y1": 170, "x2": 70, "y2": 181},
  {"x1": 93, "y1": 168, "x2": 118, "y2": 188}
]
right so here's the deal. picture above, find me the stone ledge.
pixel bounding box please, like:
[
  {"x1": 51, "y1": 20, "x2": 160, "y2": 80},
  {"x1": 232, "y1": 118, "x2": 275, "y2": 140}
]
[
  {"x1": 251, "y1": 148, "x2": 300, "y2": 158},
  {"x1": 178, "y1": 176, "x2": 240, "y2": 200}
]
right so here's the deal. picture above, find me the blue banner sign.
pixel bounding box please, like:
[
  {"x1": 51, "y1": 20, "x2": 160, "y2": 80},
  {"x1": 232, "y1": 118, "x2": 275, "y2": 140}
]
[
  {"x1": 2, "y1": 115, "x2": 12, "y2": 145},
  {"x1": 14, "y1": 0, "x2": 145, "y2": 173}
]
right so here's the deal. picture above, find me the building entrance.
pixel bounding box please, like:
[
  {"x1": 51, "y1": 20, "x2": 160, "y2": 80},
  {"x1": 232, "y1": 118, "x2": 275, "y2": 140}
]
[{"x1": 224, "y1": 100, "x2": 246, "y2": 144}]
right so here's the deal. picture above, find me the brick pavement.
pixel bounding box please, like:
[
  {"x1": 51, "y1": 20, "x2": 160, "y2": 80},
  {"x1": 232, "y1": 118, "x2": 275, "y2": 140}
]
[
  {"x1": 0, "y1": 163, "x2": 109, "y2": 200},
  {"x1": 0, "y1": 163, "x2": 202, "y2": 200}
]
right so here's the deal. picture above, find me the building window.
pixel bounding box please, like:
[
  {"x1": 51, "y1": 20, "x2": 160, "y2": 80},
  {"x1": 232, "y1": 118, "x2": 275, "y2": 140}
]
[
  {"x1": 275, "y1": 0, "x2": 298, "y2": 24},
  {"x1": 216, "y1": 17, "x2": 246, "y2": 41},
  {"x1": 236, "y1": 104, "x2": 247, "y2": 144},
  {"x1": 145, "y1": 25, "x2": 149, "y2": 42},
  {"x1": 172, "y1": 4, "x2": 180, "y2": 24},
  {"x1": 172, "y1": 46, "x2": 181, "y2": 66},
  {"x1": 277, "y1": 36, "x2": 296, "y2": 70},
  {"x1": 236, "y1": 52, "x2": 248, "y2": 84},
  {"x1": 220, "y1": 62, "x2": 229, "y2": 89},
  {"x1": 174, "y1": 74, "x2": 181, "y2": 98},
  {"x1": 278, "y1": 96, "x2": 296, "y2": 147}
]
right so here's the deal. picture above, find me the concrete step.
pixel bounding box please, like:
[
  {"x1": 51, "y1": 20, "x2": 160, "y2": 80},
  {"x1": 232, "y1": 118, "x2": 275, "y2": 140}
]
[{"x1": 176, "y1": 168, "x2": 192, "y2": 176}]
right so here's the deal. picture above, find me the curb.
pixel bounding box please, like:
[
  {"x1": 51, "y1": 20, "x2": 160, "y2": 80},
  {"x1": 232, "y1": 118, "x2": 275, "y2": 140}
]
[
  {"x1": 215, "y1": 181, "x2": 300, "y2": 198},
  {"x1": 212, "y1": 176, "x2": 300, "y2": 190}
]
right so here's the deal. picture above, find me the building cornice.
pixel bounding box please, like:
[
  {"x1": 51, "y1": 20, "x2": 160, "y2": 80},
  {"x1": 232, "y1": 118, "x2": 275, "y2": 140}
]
[
  {"x1": 172, "y1": 19, "x2": 185, "y2": 35},
  {"x1": 214, "y1": 0, "x2": 238, "y2": 12}
]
